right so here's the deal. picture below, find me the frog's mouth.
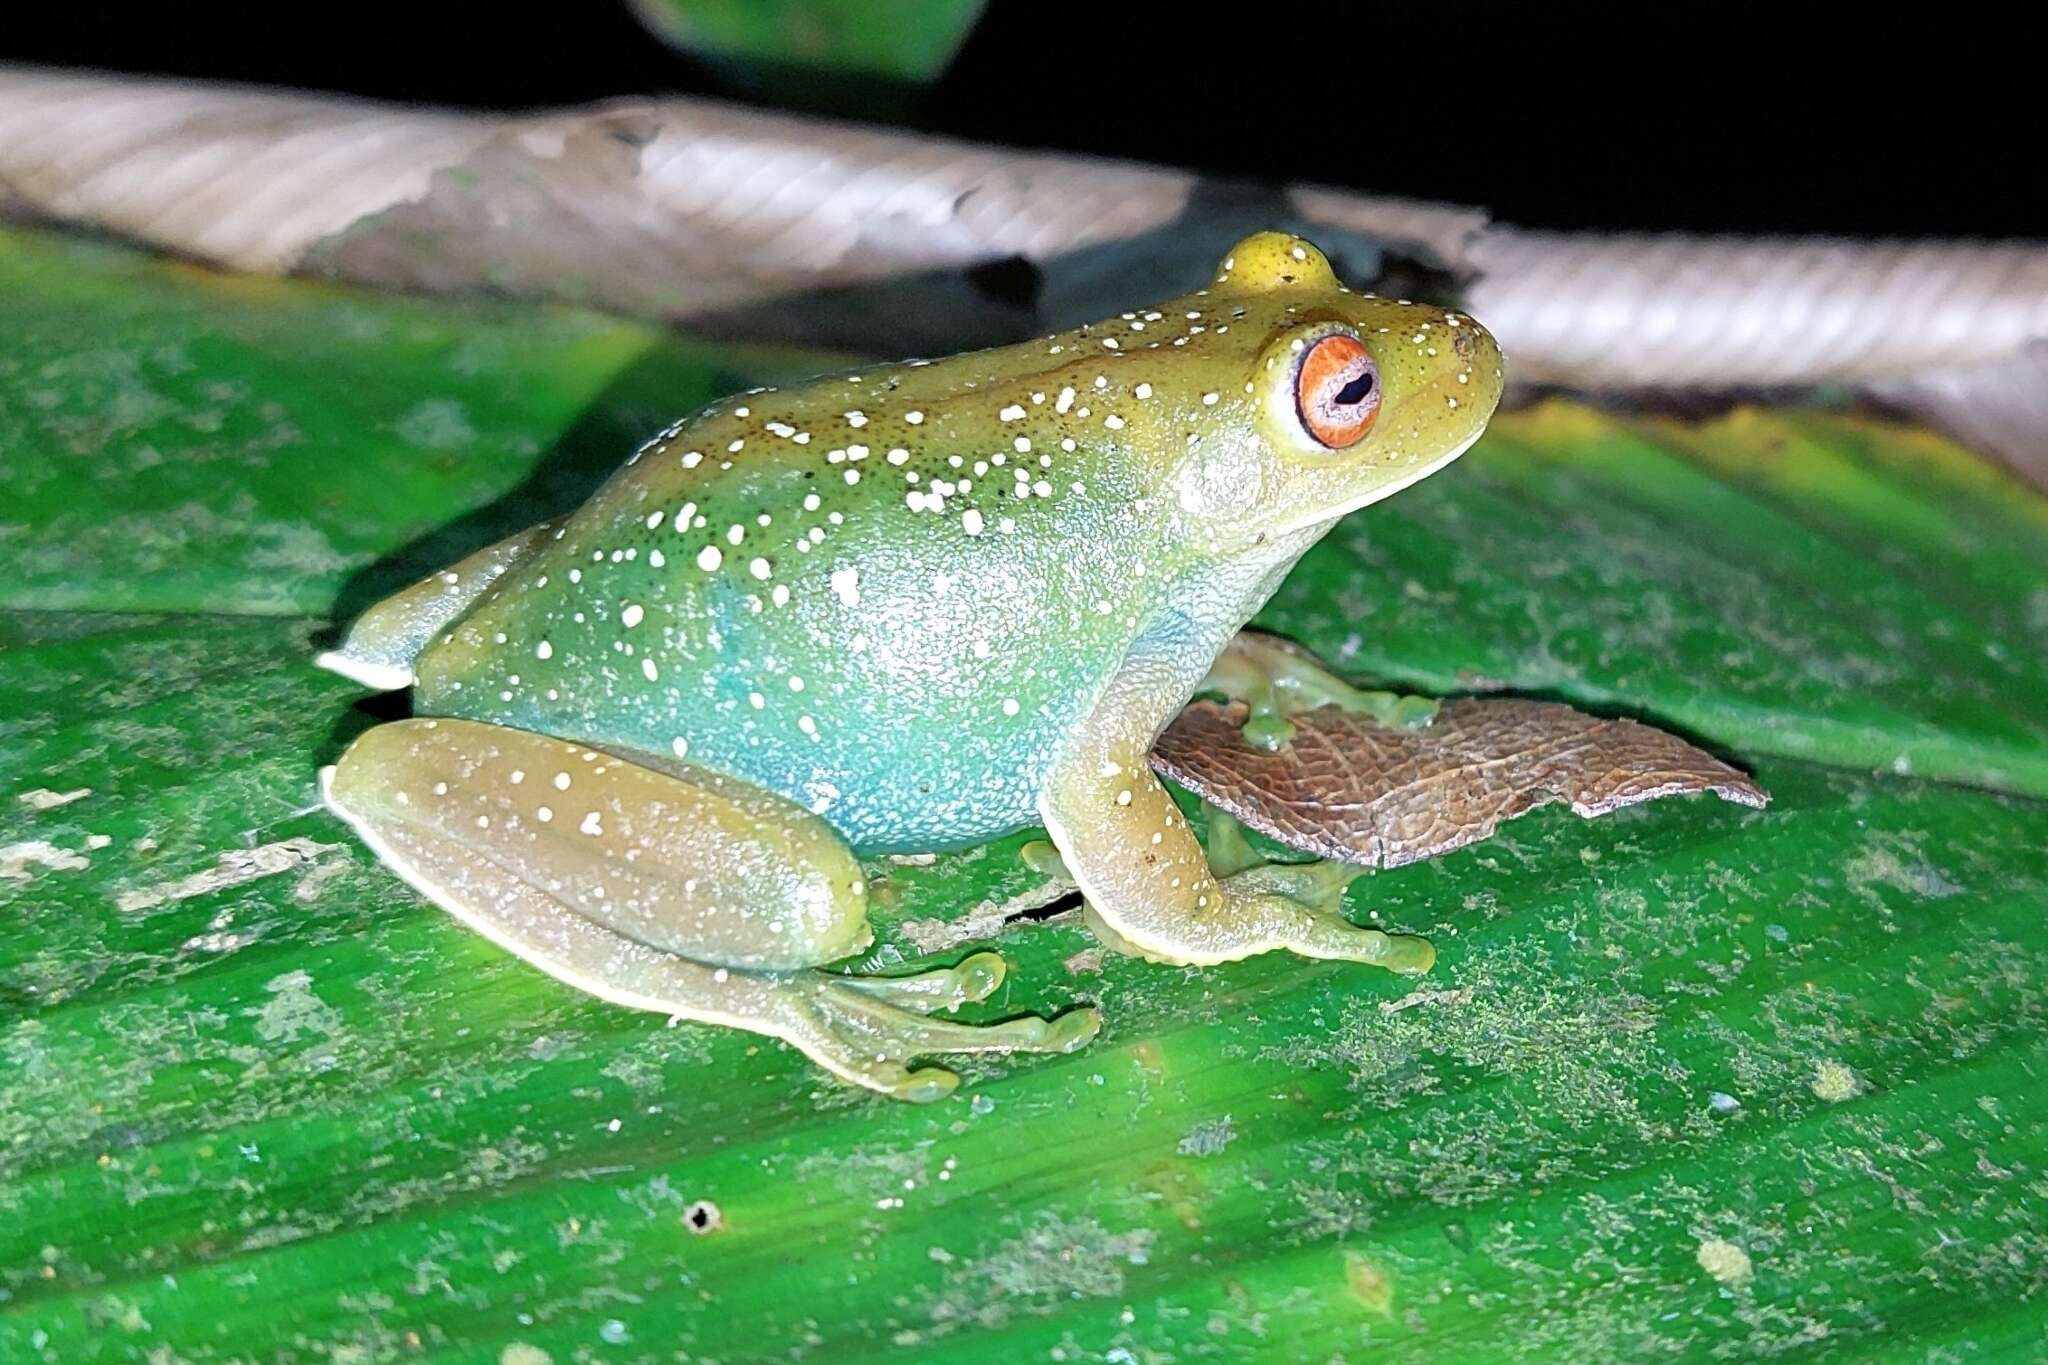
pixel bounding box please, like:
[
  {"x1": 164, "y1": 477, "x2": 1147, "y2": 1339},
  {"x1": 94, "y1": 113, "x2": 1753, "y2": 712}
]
[{"x1": 1272, "y1": 425, "x2": 1488, "y2": 536}]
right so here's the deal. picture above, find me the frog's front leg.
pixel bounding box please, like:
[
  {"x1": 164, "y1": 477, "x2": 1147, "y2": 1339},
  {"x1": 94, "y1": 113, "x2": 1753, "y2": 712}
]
[
  {"x1": 1201, "y1": 631, "x2": 1437, "y2": 751},
  {"x1": 323, "y1": 718, "x2": 1098, "y2": 1101},
  {"x1": 1039, "y1": 656, "x2": 1433, "y2": 972}
]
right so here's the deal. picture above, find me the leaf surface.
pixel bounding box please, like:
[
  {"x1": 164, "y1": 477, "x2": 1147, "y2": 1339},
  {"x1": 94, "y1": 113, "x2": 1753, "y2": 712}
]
[{"x1": 3, "y1": 226, "x2": 2044, "y2": 1362}]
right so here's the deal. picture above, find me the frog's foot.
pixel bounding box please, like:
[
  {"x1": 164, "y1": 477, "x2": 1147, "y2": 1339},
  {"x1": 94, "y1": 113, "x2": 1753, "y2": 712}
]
[
  {"x1": 1020, "y1": 838, "x2": 1188, "y2": 965},
  {"x1": 1080, "y1": 856, "x2": 1431, "y2": 973},
  {"x1": 1200, "y1": 631, "x2": 1437, "y2": 751},
  {"x1": 1080, "y1": 806, "x2": 1432, "y2": 972},
  {"x1": 1218, "y1": 861, "x2": 1435, "y2": 972},
  {"x1": 324, "y1": 717, "x2": 1098, "y2": 1101},
  {"x1": 1078, "y1": 852, "x2": 1432, "y2": 973},
  {"x1": 795, "y1": 973, "x2": 1101, "y2": 1102}
]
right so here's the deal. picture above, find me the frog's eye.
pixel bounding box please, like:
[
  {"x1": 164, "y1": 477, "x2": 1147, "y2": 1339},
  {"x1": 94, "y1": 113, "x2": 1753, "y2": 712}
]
[{"x1": 1295, "y1": 334, "x2": 1380, "y2": 449}]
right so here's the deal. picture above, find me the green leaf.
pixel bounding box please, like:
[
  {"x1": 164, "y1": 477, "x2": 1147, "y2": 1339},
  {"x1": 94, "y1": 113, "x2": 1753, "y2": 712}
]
[
  {"x1": 624, "y1": 0, "x2": 986, "y2": 93},
  {"x1": 3, "y1": 225, "x2": 2045, "y2": 1361}
]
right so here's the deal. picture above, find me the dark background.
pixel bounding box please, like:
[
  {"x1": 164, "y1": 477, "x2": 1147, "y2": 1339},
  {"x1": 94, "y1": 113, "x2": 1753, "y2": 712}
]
[{"x1": 8, "y1": 1, "x2": 2039, "y2": 238}]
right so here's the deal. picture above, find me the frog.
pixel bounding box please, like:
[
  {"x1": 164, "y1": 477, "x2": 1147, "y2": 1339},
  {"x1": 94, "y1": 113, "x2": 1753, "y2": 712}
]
[{"x1": 317, "y1": 232, "x2": 1506, "y2": 1101}]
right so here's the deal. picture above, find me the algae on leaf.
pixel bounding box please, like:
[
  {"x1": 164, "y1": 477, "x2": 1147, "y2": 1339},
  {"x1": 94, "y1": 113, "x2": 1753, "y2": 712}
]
[{"x1": 3, "y1": 225, "x2": 2046, "y2": 1362}]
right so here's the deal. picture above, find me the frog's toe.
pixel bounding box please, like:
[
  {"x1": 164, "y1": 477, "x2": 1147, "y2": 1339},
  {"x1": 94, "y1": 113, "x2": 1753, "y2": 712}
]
[
  {"x1": 1081, "y1": 904, "x2": 1177, "y2": 964},
  {"x1": 835, "y1": 951, "x2": 1006, "y2": 1011},
  {"x1": 1092, "y1": 854, "x2": 1433, "y2": 974},
  {"x1": 1239, "y1": 713, "x2": 1297, "y2": 752},
  {"x1": 1311, "y1": 684, "x2": 1439, "y2": 731},
  {"x1": 1231, "y1": 858, "x2": 1362, "y2": 914},
  {"x1": 1230, "y1": 861, "x2": 1436, "y2": 973},
  {"x1": 831, "y1": 1061, "x2": 957, "y2": 1104},
  {"x1": 788, "y1": 1048, "x2": 960, "y2": 1104},
  {"x1": 895, "y1": 1068, "x2": 963, "y2": 1104},
  {"x1": 1043, "y1": 1004, "x2": 1104, "y2": 1051},
  {"x1": 792, "y1": 977, "x2": 1099, "y2": 1098},
  {"x1": 1019, "y1": 838, "x2": 1072, "y2": 880},
  {"x1": 1384, "y1": 693, "x2": 1440, "y2": 730},
  {"x1": 939, "y1": 950, "x2": 1007, "y2": 1005}
]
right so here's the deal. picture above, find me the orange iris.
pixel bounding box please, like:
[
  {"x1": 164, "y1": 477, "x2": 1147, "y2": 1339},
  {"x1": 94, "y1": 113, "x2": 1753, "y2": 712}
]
[{"x1": 1295, "y1": 334, "x2": 1380, "y2": 448}]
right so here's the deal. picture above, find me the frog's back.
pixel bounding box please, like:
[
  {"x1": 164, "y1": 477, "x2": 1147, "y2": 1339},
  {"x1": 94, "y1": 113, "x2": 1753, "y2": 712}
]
[{"x1": 411, "y1": 354, "x2": 1176, "y2": 852}]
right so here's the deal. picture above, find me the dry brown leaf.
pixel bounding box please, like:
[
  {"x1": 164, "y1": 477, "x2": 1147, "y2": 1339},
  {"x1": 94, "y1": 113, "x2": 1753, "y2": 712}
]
[
  {"x1": 6, "y1": 71, "x2": 2045, "y2": 485},
  {"x1": 1152, "y1": 699, "x2": 1768, "y2": 869}
]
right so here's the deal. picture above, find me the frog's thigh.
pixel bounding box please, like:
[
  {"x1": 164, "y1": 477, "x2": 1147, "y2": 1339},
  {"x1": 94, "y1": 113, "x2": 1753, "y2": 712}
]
[
  {"x1": 316, "y1": 518, "x2": 563, "y2": 691},
  {"x1": 1040, "y1": 658, "x2": 1432, "y2": 972},
  {"x1": 326, "y1": 718, "x2": 1095, "y2": 1099}
]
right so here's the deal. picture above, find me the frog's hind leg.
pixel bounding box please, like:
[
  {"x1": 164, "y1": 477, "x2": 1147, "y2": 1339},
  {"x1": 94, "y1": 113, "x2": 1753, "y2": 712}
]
[
  {"x1": 317, "y1": 518, "x2": 563, "y2": 691},
  {"x1": 323, "y1": 718, "x2": 1098, "y2": 1101}
]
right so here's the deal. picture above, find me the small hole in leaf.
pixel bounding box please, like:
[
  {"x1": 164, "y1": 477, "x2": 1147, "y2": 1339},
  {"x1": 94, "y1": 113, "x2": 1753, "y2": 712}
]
[{"x1": 684, "y1": 1200, "x2": 724, "y2": 1235}]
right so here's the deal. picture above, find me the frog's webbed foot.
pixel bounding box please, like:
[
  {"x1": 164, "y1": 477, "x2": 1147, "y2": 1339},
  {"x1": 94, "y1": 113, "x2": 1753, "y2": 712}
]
[
  {"x1": 323, "y1": 718, "x2": 1098, "y2": 1102},
  {"x1": 1204, "y1": 804, "x2": 1432, "y2": 969},
  {"x1": 796, "y1": 970, "x2": 1100, "y2": 1102},
  {"x1": 1068, "y1": 804, "x2": 1432, "y2": 972},
  {"x1": 1200, "y1": 631, "x2": 1437, "y2": 751}
]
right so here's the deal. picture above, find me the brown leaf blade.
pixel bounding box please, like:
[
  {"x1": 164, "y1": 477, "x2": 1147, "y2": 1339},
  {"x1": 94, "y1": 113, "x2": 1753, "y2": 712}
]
[{"x1": 1152, "y1": 699, "x2": 1769, "y2": 869}]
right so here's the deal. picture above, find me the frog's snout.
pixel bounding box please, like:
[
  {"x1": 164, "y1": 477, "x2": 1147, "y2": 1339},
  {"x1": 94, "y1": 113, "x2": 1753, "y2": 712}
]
[{"x1": 1425, "y1": 313, "x2": 1506, "y2": 432}]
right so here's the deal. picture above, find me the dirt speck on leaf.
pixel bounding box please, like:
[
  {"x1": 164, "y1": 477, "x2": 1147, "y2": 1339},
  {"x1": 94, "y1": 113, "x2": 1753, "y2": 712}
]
[
  {"x1": 1697, "y1": 1237, "x2": 1755, "y2": 1286},
  {"x1": 1345, "y1": 1251, "x2": 1396, "y2": 1316},
  {"x1": 1380, "y1": 986, "x2": 1475, "y2": 1015},
  {"x1": 1177, "y1": 1116, "x2": 1237, "y2": 1157},
  {"x1": 16, "y1": 787, "x2": 90, "y2": 810},
  {"x1": 922, "y1": 1212, "x2": 1155, "y2": 1333},
  {"x1": 394, "y1": 397, "x2": 477, "y2": 450},
  {"x1": 116, "y1": 836, "x2": 339, "y2": 913},
  {"x1": 254, "y1": 969, "x2": 342, "y2": 1044},
  {"x1": 1811, "y1": 1059, "x2": 1863, "y2": 1103},
  {"x1": 1845, "y1": 839, "x2": 1962, "y2": 909},
  {"x1": 0, "y1": 840, "x2": 90, "y2": 883}
]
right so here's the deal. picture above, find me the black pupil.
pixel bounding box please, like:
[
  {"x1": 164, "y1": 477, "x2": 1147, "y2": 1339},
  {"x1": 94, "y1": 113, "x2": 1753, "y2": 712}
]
[{"x1": 1333, "y1": 371, "x2": 1376, "y2": 406}]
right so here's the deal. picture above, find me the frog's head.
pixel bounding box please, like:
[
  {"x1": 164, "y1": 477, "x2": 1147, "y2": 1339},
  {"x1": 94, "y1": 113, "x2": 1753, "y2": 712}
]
[{"x1": 1163, "y1": 232, "x2": 1504, "y2": 549}]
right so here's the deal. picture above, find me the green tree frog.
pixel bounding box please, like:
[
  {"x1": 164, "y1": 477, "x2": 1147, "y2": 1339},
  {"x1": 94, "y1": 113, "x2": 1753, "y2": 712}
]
[{"x1": 319, "y1": 233, "x2": 1505, "y2": 1100}]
